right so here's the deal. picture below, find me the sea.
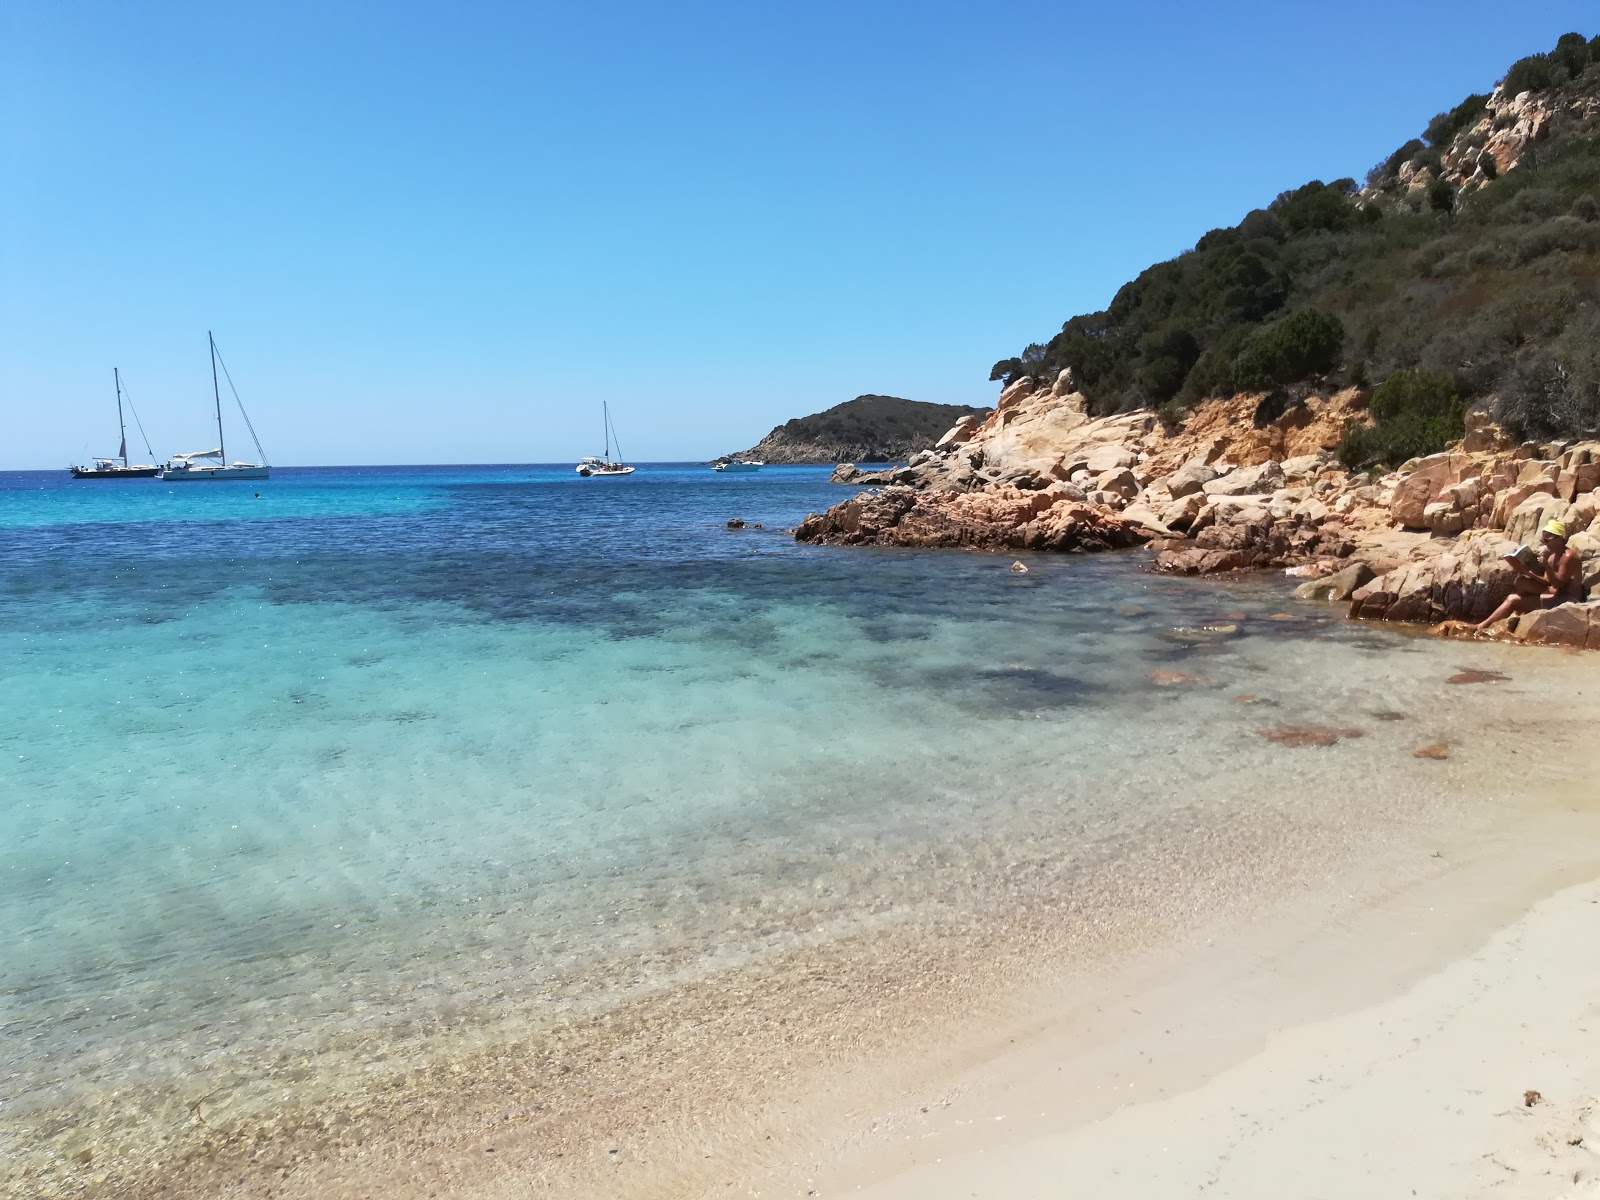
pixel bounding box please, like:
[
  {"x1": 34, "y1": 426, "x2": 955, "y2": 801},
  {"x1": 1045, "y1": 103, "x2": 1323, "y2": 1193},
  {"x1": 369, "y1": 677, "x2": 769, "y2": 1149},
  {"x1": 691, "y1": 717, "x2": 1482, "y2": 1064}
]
[{"x1": 2, "y1": 463, "x2": 1587, "y2": 1197}]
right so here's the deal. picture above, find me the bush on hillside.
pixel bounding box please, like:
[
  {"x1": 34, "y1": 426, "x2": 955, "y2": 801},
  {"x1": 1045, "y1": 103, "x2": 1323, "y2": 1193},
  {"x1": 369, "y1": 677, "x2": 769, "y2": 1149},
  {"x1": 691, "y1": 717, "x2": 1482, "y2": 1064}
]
[
  {"x1": 1340, "y1": 368, "x2": 1465, "y2": 468},
  {"x1": 989, "y1": 37, "x2": 1600, "y2": 440},
  {"x1": 1231, "y1": 308, "x2": 1345, "y2": 391},
  {"x1": 1503, "y1": 54, "x2": 1558, "y2": 96},
  {"x1": 1496, "y1": 309, "x2": 1600, "y2": 439},
  {"x1": 1553, "y1": 32, "x2": 1595, "y2": 79},
  {"x1": 1425, "y1": 94, "x2": 1490, "y2": 148}
]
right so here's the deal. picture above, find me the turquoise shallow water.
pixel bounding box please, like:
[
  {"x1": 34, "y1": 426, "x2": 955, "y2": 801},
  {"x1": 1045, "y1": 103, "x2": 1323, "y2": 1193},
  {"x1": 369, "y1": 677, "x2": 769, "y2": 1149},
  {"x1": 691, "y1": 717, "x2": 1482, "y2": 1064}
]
[{"x1": 2, "y1": 463, "x2": 1571, "y2": 1192}]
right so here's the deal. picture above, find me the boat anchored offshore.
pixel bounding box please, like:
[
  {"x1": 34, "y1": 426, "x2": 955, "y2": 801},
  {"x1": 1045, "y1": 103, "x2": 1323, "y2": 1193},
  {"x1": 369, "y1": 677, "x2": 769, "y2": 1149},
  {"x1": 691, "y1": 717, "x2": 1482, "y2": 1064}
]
[
  {"x1": 575, "y1": 403, "x2": 635, "y2": 476},
  {"x1": 69, "y1": 369, "x2": 161, "y2": 478},
  {"x1": 162, "y1": 332, "x2": 270, "y2": 482},
  {"x1": 712, "y1": 457, "x2": 763, "y2": 472}
]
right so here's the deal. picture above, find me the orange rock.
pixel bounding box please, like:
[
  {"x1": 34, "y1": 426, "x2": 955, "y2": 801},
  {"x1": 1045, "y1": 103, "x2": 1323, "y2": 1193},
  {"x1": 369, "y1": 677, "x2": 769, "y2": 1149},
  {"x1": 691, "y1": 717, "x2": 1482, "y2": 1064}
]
[
  {"x1": 1149, "y1": 669, "x2": 1201, "y2": 686},
  {"x1": 1260, "y1": 725, "x2": 1365, "y2": 747},
  {"x1": 1413, "y1": 743, "x2": 1451, "y2": 760}
]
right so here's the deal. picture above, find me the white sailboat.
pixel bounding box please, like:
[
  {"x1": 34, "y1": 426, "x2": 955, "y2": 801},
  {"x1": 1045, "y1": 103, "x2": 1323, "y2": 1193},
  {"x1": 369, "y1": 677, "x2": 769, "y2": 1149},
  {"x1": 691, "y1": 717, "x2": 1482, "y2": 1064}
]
[
  {"x1": 162, "y1": 332, "x2": 270, "y2": 482},
  {"x1": 69, "y1": 368, "x2": 162, "y2": 478},
  {"x1": 575, "y1": 402, "x2": 635, "y2": 476}
]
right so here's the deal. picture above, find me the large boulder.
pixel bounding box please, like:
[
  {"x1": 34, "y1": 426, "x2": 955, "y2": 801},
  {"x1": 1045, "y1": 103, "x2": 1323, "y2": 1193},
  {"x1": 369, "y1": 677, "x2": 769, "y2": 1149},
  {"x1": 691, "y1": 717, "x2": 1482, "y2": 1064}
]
[
  {"x1": 1348, "y1": 538, "x2": 1519, "y2": 624},
  {"x1": 934, "y1": 413, "x2": 982, "y2": 449},
  {"x1": 1489, "y1": 479, "x2": 1559, "y2": 529},
  {"x1": 1556, "y1": 443, "x2": 1600, "y2": 501},
  {"x1": 1504, "y1": 492, "x2": 1568, "y2": 546},
  {"x1": 1085, "y1": 444, "x2": 1138, "y2": 474},
  {"x1": 1159, "y1": 492, "x2": 1206, "y2": 532},
  {"x1": 1293, "y1": 561, "x2": 1376, "y2": 602},
  {"x1": 1569, "y1": 529, "x2": 1600, "y2": 592},
  {"x1": 1389, "y1": 453, "x2": 1473, "y2": 529},
  {"x1": 1462, "y1": 409, "x2": 1516, "y2": 454},
  {"x1": 1166, "y1": 458, "x2": 1219, "y2": 498},
  {"x1": 1423, "y1": 500, "x2": 1465, "y2": 537},
  {"x1": 1514, "y1": 601, "x2": 1600, "y2": 649},
  {"x1": 1119, "y1": 502, "x2": 1172, "y2": 534},
  {"x1": 1280, "y1": 453, "x2": 1330, "y2": 482},
  {"x1": 1095, "y1": 467, "x2": 1139, "y2": 499},
  {"x1": 1202, "y1": 460, "x2": 1285, "y2": 498}
]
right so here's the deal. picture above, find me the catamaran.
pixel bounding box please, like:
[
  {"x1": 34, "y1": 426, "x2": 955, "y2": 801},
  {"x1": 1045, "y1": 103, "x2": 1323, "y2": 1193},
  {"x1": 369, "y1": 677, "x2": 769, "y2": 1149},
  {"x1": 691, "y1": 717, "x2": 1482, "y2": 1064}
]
[
  {"x1": 162, "y1": 332, "x2": 270, "y2": 481},
  {"x1": 575, "y1": 402, "x2": 635, "y2": 476},
  {"x1": 69, "y1": 368, "x2": 161, "y2": 478}
]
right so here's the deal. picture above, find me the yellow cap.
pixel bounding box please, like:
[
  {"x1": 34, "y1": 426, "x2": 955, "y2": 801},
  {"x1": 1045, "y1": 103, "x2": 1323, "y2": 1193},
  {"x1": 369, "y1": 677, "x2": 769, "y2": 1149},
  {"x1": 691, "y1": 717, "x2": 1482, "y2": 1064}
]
[{"x1": 1543, "y1": 519, "x2": 1568, "y2": 539}]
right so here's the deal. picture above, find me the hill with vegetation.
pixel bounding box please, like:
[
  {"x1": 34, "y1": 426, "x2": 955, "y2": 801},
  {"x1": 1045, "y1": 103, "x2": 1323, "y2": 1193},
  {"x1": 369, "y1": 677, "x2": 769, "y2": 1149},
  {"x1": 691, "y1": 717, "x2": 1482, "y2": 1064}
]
[
  {"x1": 987, "y1": 32, "x2": 1600, "y2": 468},
  {"x1": 733, "y1": 395, "x2": 991, "y2": 464}
]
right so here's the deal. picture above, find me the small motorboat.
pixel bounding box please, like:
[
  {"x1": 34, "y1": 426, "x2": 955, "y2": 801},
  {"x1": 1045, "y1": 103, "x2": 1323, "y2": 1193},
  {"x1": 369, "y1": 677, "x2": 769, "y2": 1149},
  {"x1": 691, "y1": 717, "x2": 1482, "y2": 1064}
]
[{"x1": 712, "y1": 458, "x2": 763, "y2": 472}]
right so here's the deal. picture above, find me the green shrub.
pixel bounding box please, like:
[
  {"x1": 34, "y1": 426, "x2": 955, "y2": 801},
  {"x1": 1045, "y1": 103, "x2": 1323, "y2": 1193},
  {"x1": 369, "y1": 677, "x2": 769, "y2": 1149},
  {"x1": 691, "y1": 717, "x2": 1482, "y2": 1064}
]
[
  {"x1": 1503, "y1": 54, "x2": 1558, "y2": 96},
  {"x1": 1272, "y1": 180, "x2": 1360, "y2": 235},
  {"x1": 1370, "y1": 367, "x2": 1460, "y2": 422},
  {"x1": 1337, "y1": 420, "x2": 1382, "y2": 470},
  {"x1": 1424, "y1": 94, "x2": 1490, "y2": 149},
  {"x1": 1232, "y1": 308, "x2": 1345, "y2": 390},
  {"x1": 1553, "y1": 33, "x2": 1591, "y2": 79},
  {"x1": 1336, "y1": 368, "x2": 1468, "y2": 467}
]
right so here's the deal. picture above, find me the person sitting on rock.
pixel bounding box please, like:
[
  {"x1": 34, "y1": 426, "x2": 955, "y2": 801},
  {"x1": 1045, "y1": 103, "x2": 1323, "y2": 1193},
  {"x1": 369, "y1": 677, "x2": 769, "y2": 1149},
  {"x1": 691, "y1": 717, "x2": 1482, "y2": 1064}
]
[{"x1": 1475, "y1": 519, "x2": 1583, "y2": 630}]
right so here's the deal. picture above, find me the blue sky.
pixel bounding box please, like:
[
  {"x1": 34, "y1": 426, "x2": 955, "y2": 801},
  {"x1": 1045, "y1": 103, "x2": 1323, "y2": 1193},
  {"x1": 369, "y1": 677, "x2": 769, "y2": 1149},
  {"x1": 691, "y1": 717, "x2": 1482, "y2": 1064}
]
[{"x1": 3, "y1": 1, "x2": 1595, "y2": 467}]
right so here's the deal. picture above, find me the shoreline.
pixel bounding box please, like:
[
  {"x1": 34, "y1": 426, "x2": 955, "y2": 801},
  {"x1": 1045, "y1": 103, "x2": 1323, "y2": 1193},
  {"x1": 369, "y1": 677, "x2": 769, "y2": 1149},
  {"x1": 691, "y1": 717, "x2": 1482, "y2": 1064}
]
[{"x1": 15, "y1": 632, "x2": 1600, "y2": 1200}]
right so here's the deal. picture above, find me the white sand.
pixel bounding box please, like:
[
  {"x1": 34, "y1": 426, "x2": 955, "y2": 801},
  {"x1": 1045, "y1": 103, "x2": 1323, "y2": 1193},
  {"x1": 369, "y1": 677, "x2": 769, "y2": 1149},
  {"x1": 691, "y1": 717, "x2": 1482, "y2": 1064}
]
[{"x1": 796, "y1": 870, "x2": 1600, "y2": 1200}]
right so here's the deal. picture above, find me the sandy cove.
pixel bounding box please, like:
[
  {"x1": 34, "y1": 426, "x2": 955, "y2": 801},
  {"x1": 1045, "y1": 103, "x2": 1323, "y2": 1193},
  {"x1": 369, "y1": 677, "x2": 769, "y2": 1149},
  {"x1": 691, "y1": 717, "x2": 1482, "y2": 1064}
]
[
  {"x1": 801, "y1": 372, "x2": 1600, "y2": 649},
  {"x1": 794, "y1": 861, "x2": 1600, "y2": 1200}
]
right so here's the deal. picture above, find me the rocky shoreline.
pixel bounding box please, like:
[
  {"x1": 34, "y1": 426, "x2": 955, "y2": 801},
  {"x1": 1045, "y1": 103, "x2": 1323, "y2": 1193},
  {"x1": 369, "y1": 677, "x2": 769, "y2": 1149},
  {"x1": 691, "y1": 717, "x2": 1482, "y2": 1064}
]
[{"x1": 796, "y1": 372, "x2": 1600, "y2": 650}]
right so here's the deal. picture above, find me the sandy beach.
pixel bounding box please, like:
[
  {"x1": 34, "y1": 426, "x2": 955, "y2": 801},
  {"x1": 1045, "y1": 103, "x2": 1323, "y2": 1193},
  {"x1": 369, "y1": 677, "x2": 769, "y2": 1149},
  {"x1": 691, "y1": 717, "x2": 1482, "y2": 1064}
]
[{"x1": 750, "y1": 799, "x2": 1600, "y2": 1200}]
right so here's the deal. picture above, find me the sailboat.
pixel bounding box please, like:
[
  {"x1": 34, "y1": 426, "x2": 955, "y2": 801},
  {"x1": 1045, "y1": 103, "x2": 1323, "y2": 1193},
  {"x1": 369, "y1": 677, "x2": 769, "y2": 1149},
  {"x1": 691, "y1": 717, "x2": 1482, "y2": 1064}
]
[
  {"x1": 575, "y1": 402, "x2": 636, "y2": 476},
  {"x1": 161, "y1": 332, "x2": 270, "y2": 481},
  {"x1": 69, "y1": 369, "x2": 162, "y2": 478}
]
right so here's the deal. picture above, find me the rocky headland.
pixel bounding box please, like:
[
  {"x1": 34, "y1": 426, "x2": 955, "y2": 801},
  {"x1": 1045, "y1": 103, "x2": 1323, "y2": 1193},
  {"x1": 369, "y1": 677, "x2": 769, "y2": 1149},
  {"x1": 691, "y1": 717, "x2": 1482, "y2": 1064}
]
[
  {"x1": 732, "y1": 394, "x2": 991, "y2": 464},
  {"x1": 797, "y1": 371, "x2": 1600, "y2": 650},
  {"x1": 801, "y1": 36, "x2": 1600, "y2": 652}
]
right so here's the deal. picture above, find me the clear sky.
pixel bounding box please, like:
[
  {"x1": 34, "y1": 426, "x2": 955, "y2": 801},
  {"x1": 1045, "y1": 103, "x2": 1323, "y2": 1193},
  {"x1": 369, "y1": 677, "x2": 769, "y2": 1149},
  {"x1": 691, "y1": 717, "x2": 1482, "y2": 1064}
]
[{"x1": 3, "y1": 1, "x2": 1594, "y2": 468}]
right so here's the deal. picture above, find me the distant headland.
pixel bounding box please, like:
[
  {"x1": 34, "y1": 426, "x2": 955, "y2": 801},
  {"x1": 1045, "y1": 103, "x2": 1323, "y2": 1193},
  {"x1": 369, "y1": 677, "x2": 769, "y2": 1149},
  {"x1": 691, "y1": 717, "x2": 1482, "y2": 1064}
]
[{"x1": 730, "y1": 394, "x2": 991, "y2": 465}]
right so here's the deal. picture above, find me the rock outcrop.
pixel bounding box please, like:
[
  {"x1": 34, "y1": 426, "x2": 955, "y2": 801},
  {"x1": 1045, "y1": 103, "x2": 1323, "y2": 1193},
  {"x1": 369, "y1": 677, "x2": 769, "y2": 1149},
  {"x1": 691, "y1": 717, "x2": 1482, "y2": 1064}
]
[
  {"x1": 793, "y1": 484, "x2": 1149, "y2": 553},
  {"x1": 1364, "y1": 78, "x2": 1600, "y2": 204},
  {"x1": 793, "y1": 371, "x2": 1600, "y2": 650}
]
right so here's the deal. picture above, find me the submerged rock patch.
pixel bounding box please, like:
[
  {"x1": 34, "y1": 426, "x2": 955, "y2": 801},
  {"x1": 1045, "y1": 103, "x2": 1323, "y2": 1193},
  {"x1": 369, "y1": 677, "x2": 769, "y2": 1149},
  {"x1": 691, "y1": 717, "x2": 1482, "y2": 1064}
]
[{"x1": 1260, "y1": 725, "x2": 1366, "y2": 747}]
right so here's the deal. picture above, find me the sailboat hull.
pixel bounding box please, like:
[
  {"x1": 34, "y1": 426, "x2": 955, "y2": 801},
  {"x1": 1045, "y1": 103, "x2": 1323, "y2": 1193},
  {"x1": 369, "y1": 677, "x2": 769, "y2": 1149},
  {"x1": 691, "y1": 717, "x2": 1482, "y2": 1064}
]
[
  {"x1": 69, "y1": 465, "x2": 161, "y2": 478},
  {"x1": 161, "y1": 464, "x2": 270, "y2": 481}
]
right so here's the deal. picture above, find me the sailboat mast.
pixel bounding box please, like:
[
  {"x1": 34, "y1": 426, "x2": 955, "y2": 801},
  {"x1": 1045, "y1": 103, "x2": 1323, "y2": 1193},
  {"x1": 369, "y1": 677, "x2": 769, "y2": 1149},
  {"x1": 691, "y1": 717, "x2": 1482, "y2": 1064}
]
[
  {"x1": 603, "y1": 401, "x2": 611, "y2": 460},
  {"x1": 114, "y1": 367, "x2": 128, "y2": 467},
  {"x1": 209, "y1": 331, "x2": 226, "y2": 464}
]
